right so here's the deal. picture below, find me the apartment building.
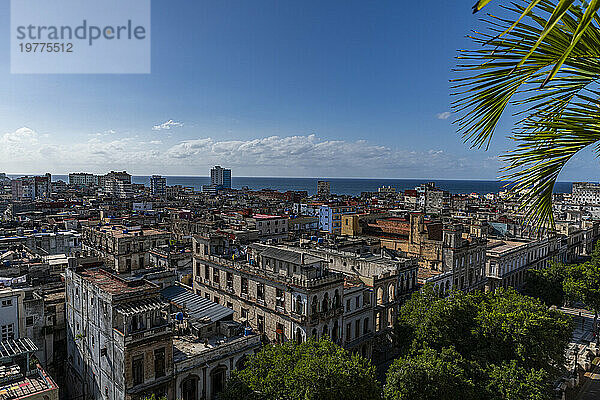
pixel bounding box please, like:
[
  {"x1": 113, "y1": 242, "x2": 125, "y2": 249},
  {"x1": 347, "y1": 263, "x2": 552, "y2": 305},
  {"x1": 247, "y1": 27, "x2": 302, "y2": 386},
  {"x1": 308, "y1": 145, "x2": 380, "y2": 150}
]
[
  {"x1": 210, "y1": 166, "x2": 232, "y2": 189},
  {"x1": 246, "y1": 214, "x2": 289, "y2": 242},
  {"x1": 65, "y1": 267, "x2": 173, "y2": 400},
  {"x1": 319, "y1": 204, "x2": 357, "y2": 235},
  {"x1": 486, "y1": 236, "x2": 565, "y2": 291},
  {"x1": 0, "y1": 288, "x2": 60, "y2": 400},
  {"x1": 316, "y1": 181, "x2": 330, "y2": 198},
  {"x1": 192, "y1": 235, "x2": 345, "y2": 346},
  {"x1": 11, "y1": 174, "x2": 52, "y2": 201},
  {"x1": 162, "y1": 285, "x2": 261, "y2": 400},
  {"x1": 69, "y1": 172, "x2": 97, "y2": 187},
  {"x1": 82, "y1": 224, "x2": 171, "y2": 273},
  {"x1": 572, "y1": 182, "x2": 600, "y2": 205},
  {"x1": 150, "y1": 175, "x2": 167, "y2": 197},
  {"x1": 295, "y1": 245, "x2": 418, "y2": 361}
]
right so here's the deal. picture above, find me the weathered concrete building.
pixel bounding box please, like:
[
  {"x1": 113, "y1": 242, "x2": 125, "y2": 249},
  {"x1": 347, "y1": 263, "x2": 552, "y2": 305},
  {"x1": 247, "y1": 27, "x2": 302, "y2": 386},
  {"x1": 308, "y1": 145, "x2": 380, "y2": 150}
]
[
  {"x1": 192, "y1": 234, "x2": 345, "y2": 346},
  {"x1": 82, "y1": 224, "x2": 171, "y2": 273},
  {"x1": 162, "y1": 285, "x2": 261, "y2": 400},
  {"x1": 66, "y1": 267, "x2": 173, "y2": 400}
]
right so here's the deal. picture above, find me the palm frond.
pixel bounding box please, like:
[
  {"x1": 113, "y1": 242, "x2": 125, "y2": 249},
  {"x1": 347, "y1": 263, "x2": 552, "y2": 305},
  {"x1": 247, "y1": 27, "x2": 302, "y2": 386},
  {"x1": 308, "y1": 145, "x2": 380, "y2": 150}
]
[{"x1": 455, "y1": 0, "x2": 600, "y2": 230}]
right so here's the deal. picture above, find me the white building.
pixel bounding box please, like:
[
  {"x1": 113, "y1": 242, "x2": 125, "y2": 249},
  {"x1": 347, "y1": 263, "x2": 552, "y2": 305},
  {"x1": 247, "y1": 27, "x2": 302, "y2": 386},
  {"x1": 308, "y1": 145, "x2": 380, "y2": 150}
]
[
  {"x1": 210, "y1": 166, "x2": 231, "y2": 189},
  {"x1": 572, "y1": 182, "x2": 600, "y2": 205},
  {"x1": 150, "y1": 175, "x2": 167, "y2": 197}
]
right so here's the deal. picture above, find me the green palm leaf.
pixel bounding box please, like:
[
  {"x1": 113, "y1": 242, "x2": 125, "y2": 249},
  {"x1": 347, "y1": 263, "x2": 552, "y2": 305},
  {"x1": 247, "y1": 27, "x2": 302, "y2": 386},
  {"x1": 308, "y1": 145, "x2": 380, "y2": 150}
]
[{"x1": 455, "y1": 0, "x2": 600, "y2": 231}]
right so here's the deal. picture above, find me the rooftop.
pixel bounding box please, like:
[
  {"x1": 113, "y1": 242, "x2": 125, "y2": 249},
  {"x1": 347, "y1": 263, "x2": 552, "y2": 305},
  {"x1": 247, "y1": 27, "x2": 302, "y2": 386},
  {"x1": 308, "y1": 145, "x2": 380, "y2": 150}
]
[
  {"x1": 0, "y1": 339, "x2": 37, "y2": 359},
  {"x1": 0, "y1": 366, "x2": 58, "y2": 400},
  {"x1": 78, "y1": 268, "x2": 155, "y2": 295},
  {"x1": 173, "y1": 333, "x2": 247, "y2": 363},
  {"x1": 161, "y1": 285, "x2": 233, "y2": 323},
  {"x1": 88, "y1": 225, "x2": 169, "y2": 239},
  {"x1": 251, "y1": 244, "x2": 323, "y2": 265}
]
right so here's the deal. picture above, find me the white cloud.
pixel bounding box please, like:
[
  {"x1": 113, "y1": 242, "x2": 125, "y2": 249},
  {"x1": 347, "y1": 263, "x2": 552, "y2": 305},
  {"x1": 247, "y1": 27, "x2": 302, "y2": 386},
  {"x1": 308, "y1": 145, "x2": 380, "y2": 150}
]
[
  {"x1": 152, "y1": 120, "x2": 184, "y2": 131},
  {"x1": 436, "y1": 111, "x2": 452, "y2": 120},
  {"x1": 0, "y1": 128, "x2": 497, "y2": 178}
]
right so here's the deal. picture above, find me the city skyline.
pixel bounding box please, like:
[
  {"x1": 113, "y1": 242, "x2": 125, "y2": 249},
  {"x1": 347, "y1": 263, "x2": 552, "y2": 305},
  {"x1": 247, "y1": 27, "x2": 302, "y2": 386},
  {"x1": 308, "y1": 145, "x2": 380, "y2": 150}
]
[{"x1": 1, "y1": 1, "x2": 598, "y2": 180}]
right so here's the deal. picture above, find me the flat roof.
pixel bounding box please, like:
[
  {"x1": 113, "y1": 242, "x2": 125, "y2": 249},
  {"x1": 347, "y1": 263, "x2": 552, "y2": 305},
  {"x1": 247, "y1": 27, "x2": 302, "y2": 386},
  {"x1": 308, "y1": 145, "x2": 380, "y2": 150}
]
[
  {"x1": 88, "y1": 225, "x2": 169, "y2": 239},
  {"x1": 252, "y1": 245, "x2": 323, "y2": 265},
  {"x1": 79, "y1": 269, "x2": 155, "y2": 295}
]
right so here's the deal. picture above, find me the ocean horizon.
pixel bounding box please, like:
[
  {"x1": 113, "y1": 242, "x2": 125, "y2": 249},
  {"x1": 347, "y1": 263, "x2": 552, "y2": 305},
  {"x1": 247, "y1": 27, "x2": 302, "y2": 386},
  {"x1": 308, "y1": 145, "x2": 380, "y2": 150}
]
[{"x1": 8, "y1": 174, "x2": 576, "y2": 196}]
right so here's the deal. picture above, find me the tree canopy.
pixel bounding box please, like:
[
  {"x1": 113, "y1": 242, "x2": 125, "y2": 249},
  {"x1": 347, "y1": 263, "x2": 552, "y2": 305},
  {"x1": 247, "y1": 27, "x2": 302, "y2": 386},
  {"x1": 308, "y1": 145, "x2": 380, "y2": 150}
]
[
  {"x1": 386, "y1": 287, "x2": 572, "y2": 400},
  {"x1": 219, "y1": 336, "x2": 380, "y2": 400}
]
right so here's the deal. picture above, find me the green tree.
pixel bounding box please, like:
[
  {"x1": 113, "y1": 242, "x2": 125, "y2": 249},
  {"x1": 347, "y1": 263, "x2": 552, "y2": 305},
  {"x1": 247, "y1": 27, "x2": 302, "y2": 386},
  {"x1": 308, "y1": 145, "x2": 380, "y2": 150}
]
[
  {"x1": 523, "y1": 262, "x2": 567, "y2": 307},
  {"x1": 395, "y1": 287, "x2": 572, "y2": 374},
  {"x1": 395, "y1": 285, "x2": 479, "y2": 356},
  {"x1": 474, "y1": 289, "x2": 572, "y2": 374},
  {"x1": 455, "y1": 0, "x2": 600, "y2": 229},
  {"x1": 219, "y1": 337, "x2": 381, "y2": 400},
  {"x1": 486, "y1": 361, "x2": 552, "y2": 400},
  {"x1": 384, "y1": 347, "x2": 482, "y2": 400}
]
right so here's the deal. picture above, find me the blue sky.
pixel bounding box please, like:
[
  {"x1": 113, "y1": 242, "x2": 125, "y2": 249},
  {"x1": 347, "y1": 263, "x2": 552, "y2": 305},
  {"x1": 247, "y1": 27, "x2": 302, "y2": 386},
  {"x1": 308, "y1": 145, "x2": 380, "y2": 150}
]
[{"x1": 0, "y1": 0, "x2": 597, "y2": 179}]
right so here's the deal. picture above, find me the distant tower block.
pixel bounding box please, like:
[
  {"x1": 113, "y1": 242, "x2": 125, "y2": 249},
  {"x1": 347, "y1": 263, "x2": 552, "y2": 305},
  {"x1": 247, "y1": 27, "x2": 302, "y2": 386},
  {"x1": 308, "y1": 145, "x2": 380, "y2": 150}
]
[{"x1": 317, "y1": 180, "x2": 330, "y2": 197}]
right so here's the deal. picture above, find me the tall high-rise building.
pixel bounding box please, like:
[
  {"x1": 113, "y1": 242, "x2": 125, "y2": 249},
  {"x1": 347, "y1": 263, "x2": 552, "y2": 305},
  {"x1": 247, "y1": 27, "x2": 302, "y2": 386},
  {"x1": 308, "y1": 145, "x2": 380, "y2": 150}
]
[
  {"x1": 317, "y1": 180, "x2": 330, "y2": 198},
  {"x1": 150, "y1": 175, "x2": 167, "y2": 197},
  {"x1": 210, "y1": 166, "x2": 232, "y2": 189}
]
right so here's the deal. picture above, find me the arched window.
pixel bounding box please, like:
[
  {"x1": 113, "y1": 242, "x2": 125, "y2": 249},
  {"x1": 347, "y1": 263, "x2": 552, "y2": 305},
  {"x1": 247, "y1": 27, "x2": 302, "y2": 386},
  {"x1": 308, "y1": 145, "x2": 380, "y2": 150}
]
[
  {"x1": 377, "y1": 287, "x2": 384, "y2": 305},
  {"x1": 375, "y1": 312, "x2": 381, "y2": 332},
  {"x1": 296, "y1": 295, "x2": 303, "y2": 314},
  {"x1": 332, "y1": 320, "x2": 339, "y2": 343},
  {"x1": 181, "y1": 376, "x2": 198, "y2": 400},
  {"x1": 333, "y1": 289, "x2": 340, "y2": 308},
  {"x1": 296, "y1": 327, "x2": 304, "y2": 343},
  {"x1": 363, "y1": 317, "x2": 369, "y2": 334},
  {"x1": 311, "y1": 296, "x2": 318, "y2": 314},
  {"x1": 210, "y1": 366, "x2": 228, "y2": 398},
  {"x1": 322, "y1": 324, "x2": 329, "y2": 337},
  {"x1": 388, "y1": 283, "x2": 395, "y2": 301},
  {"x1": 322, "y1": 293, "x2": 329, "y2": 312}
]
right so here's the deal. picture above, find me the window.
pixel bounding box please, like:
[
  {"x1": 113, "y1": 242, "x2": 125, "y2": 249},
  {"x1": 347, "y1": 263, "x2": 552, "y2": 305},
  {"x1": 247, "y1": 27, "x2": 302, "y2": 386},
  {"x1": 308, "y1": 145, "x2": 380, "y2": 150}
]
[
  {"x1": 257, "y1": 315, "x2": 264, "y2": 333},
  {"x1": 226, "y1": 272, "x2": 233, "y2": 291},
  {"x1": 132, "y1": 355, "x2": 144, "y2": 385},
  {"x1": 355, "y1": 319, "x2": 361, "y2": 339},
  {"x1": 276, "y1": 288, "x2": 285, "y2": 309},
  {"x1": 241, "y1": 308, "x2": 249, "y2": 320},
  {"x1": 154, "y1": 348, "x2": 165, "y2": 378},
  {"x1": 257, "y1": 283, "x2": 265, "y2": 301},
  {"x1": 241, "y1": 277, "x2": 248, "y2": 295},
  {"x1": 213, "y1": 268, "x2": 220, "y2": 284},
  {"x1": 126, "y1": 258, "x2": 132, "y2": 270},
  {"x1": 276, "y1": 323, "x2": 284, "y2": 344},
  {"x1": 26, "y1": 316, "x2": 34, "y2": 326},
  {"x1": 214, "y1": 296, "x2": 220, "y2": 304},
  {"x1": 346, "y1": 299, "x2": 351, "y2": 312},
  {"x1": 1, "y1": 299, "x2": 12, "y2": 307},
  {"x1": 227, "y1": 302, "x2": 233, "y2": 309},
  {"x1": 346, "y1": 323, "x2": 351, "y2": 341},
  {"x1": 1, "y1": 324, "x2": 14, "y2": 341},
  {"x1": 205, "y1": 265, "x2": 210, "y2": 280},
  {"x1": 139, "y1": 256, "x2": 144, "y2": 269},
  {"x1": 363, "y1": 318, "x2": 369, "y2": 334},
  {"x1": 205, "y1": 293, "x2": 210, "y2": 300}
]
